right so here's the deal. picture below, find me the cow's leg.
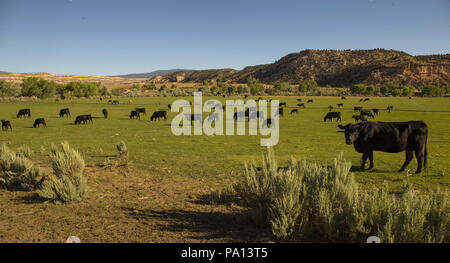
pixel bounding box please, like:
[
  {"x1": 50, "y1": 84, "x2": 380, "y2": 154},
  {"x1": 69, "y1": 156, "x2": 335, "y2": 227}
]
[
  {"x1": 368, "y1": 151, "x2": 374, "y2": 169},
  {"x1": 360, "y1": 152, "x2": 369, "y2": 170},
  {"x1": 399, "y1": 150, "x2": 413, "y2": 172},
  {"x1": 414, "y1": 149, "x2": 424, "y2": 173}
]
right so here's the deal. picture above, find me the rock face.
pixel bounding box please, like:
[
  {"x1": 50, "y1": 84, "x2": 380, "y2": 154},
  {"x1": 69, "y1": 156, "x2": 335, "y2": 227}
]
[{"x1": 161, "y1": 49, "x2": 450, "y2": 87}]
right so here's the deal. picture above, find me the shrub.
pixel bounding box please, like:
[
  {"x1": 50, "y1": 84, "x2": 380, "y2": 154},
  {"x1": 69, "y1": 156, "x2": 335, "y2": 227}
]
[
  {"x1": 116, "y1": 141, "x2": 128, "y2": 157},
  {"x1": 16, "y1": 145, "x2": 33, "y2": 158},
  {"x1": 0, "y1": 144, "x2": 46, "y2": 190},
  {"x1": 232, "y1": 148, "x2": 450, "y2": 242},
  {"x1": 37, "y1": 142, "x2": 87, "y2": 203}
]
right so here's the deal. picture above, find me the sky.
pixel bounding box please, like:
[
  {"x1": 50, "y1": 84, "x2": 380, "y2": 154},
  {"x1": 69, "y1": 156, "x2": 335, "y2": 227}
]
[{"x1": 0, "y1": 0, "x2": 449, "y2": 75}]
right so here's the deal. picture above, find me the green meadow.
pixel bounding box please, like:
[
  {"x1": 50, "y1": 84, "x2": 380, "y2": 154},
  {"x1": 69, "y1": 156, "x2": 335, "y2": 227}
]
[{"x1": 1, "y1": 96, "x2": 449, "y2": 192}]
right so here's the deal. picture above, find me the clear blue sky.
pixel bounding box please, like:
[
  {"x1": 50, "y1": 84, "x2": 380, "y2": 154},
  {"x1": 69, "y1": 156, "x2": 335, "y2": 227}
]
[{"x1": 1, "y1": 0, "x2": 449, "y2": 75}]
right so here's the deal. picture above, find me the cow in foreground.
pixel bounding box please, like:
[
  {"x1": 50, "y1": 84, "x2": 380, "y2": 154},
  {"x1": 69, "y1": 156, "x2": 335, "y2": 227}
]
[
  {"x1": 34, "y1": 118, "x2": 46, "y2": 128},
  {"x1": 338, "y1": 121, "x2": 428, "y2": 173},
  {"x1": 1, "y1": 120, "x2": 12, "y2": 131}
]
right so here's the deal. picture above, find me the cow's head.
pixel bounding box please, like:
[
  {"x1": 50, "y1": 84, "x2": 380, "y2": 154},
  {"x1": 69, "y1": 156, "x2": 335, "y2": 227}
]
[{"x1": 338, "y1": 123, "x2": 363, "y2": 145}]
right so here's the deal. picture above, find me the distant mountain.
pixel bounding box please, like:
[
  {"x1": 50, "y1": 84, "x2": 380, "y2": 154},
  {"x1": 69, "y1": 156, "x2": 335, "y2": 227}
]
[
  {"x1": 0, "y1": 71, "x2": 11, "y2": 74},
  {"x1": 161, "y1": 49, "x2": 450, "y2": 87},
  {"x1": 111, "y1": 69, "x2": 192, "y2": 78}
]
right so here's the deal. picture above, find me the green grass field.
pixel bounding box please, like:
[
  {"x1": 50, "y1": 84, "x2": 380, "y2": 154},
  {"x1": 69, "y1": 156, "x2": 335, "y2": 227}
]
[
  {"x1": 0, "y1": 96, "x2": 449, "y2": 242},
  {"x1": 1, "y1": 96, "x2": 449, "y2": 191}
]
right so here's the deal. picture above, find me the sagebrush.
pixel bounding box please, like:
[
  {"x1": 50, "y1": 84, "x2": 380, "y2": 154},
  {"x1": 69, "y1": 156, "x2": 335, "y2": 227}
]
[
  {"x1": 38, "y1": 142, "x2": 87, "y2": 203},
  {"x1": 233, "y1": 148, "x2": 449, "y2": 242}
]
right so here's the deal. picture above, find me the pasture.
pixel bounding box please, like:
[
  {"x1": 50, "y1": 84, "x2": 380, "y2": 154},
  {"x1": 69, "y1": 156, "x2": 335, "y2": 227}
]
[{"x1": 0, "y1": 96, "x2": 449, "y2": 242}]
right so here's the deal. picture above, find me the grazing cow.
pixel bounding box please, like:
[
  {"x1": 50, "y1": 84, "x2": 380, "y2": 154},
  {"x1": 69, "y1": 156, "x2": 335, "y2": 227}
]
[
  {"x1": 74, "y1": 115, "x2": 93, "y2": 125},
  {"x1": 186, "y1": 113, "x2": 203, "y2": 124},
  {"x1": 324, "y1": 112, "x2": 341, "y2": 122},
  {"x1": 352, "y1": 115, "x2": 367, "y2": 122},
  {"x1": 341, "y1": 96, "x2": 347, "y2": 100},
  {"x1": 337, "y1": 103, "x2": 344, "y2": 107},
  {"x1": 290, "y1": 109, "x2": 298, "y2": 114},
  {"x1": 102, "y1": 109, "x2": 108, "y2": 118},
  {"x1": 372, "y1": 108, "x2": 380, "y2": 115},
  {"x1": 279, "y1": 102, "x2": 287, "y2": 107},
  {"x1": 168, "y1": 104, "x2": 171, "y2": 110},
  {"x1": 297, "y1": 98, "x2": 302, "y2": 102},
  {"x1": 130, "y1": 110, "x2": 140, "y2": 119},
  {"x1": 307, "y1": 99, "x2": 313, "y2": 103},
  {"x1": 112, "y1": 100, "x2": 120, "y2": 105},
  {"x1": 1, "y1": 120, "x2": 12, "y2": 131},
  {"x1": 17, "y1": 109, "x2": 31, "y2": 118},
  {"x1": 360, "y1": 109, "x2": 375, "y2": 119},
  {"x1": 278, "y1": 107, "x2": 284, "y2": 117},
  {"x1": 328, "y1": 105, "x2": 334, "y2": 111},
  {"x1": 262, "y1": 118, "x2": 273, "y2": 128},
  {"x1": 33, "y1": 118, "x2": 46, "y2": 128},
  {"x1": 360, "y1": 98, "x2": 364, "y2": 102},
  {"x1": 297, "y1": 103, "x2": 305, "y2": 108},
  {"x1": 364, "y1": 98, "x2": 370, "y2": 101},
  {"x1": 337, "y1": 121, "x2": 428, "y2": 173},
  {"x1": 387, "y1": 106, "x2": 393, "y2": 112},
  {"x1": 354, "y1": 106, "x2": 363, "y2": 112},
  {"x1": 59, "y1": 108, "x2": 71, "y2": 118},
  {"x1": 135, "y1": 108, "x2": 146, "y2": 116},
  {"x1": 150, "y1": 111, "x2": 167, "y2": 121}
]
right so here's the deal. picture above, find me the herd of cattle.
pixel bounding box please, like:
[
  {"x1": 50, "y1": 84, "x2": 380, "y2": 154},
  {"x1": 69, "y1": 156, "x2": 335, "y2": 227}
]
[{"x1": 0, "y1": 97, "x2": 429, "y2": 174}]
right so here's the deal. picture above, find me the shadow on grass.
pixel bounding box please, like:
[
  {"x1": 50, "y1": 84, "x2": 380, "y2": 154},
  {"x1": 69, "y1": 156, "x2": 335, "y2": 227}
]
[
  {"x1": 12, "y1": 193, "x2": 47, "y2": 204},
  {"x1": 121, "y1": 207, "x2": 262, "y2": 241}
]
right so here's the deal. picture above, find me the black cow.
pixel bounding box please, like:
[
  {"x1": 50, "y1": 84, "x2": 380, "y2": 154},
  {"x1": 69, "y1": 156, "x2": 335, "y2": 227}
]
[
  {"x1": 130, "y1": 110, "x2": 140, "y2": 119},
  {"x1": 33, "y1": 118, "x2": 46, "y2": 128},
  {"x1": 364, "y1": 98, "x2": 370, "y2": 101},
  {"x1": 324, "y1": 112, "x2": 341, "y2": 122},
  {"x1": 387, "y1": 106, "x2": 393, "y2": 112},
  {"x1": 111, "y1": 100, "x2": 120, "y2": 105},
  {"x1": 1, "y1": 120, "x2": 12, "y2": 131},
  {"x1": 278, "y1": 107, "x2": 284, "y2": 117},
  {"x1": 307, "y1": 99, "x2": 313, "y2": 103},
  {"x1": 17, "y1": 109, "x2": 31, "y2": 118},
  {"x1": 354, "y1": 106, "x2": 363, "y2": 112},
  {"x1": 150, "y1": 111, "x2": 167, "y2": 121},
  {"x1": 244, "y1": 95, "x2": 249, "y2": 99},
  {"x1": 337, "y1": 103, "x2": 344, "y2": 107},
  {"x1": 102, "y1": 109, "x2": 108, "y2": 118},
  {"x1": 74, "y1": 115, "x2": 93, "y2": 125},
  {"x1": 280, "y1": 102, "x2": 287, "y2": 107},
  {"x1": 338, "y1": 121, "x2": 428, "y2": 173},
  {"x1": 328, "y1": 105, "x2": 334, "y2": 111},
  {"x1": 372, "y1": 108, "x2": 380, "y2": 115},
  {"x1": 360, "y1": 109, "x2": 375, "y2": 119},
  {"x1": 135, "y1": 108, "x2": 146, "y2": 116},
  {"x1": 297, "y1": 98, "x2": 302, "y2": 102},
  {"x1": 59, "y1": 108, "x2": 71, "y2": 118},
  {"x1": 290, "y1": 109, "x2": 298, "y2": 114},
  {"x1": 297, "y1": 103, "x2": 305, "y2": 108},
  {"x1": 352, "y1": 115, "x2": 367, "y2": 122},
  {"x1": 262, "y1": 118, "x2": 273, "y2": 128}
]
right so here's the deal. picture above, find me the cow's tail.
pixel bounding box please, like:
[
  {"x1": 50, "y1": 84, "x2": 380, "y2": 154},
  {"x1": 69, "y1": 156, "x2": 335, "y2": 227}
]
[{"x1": 424, "y1": 134, "x2": 428, "y2": 169}]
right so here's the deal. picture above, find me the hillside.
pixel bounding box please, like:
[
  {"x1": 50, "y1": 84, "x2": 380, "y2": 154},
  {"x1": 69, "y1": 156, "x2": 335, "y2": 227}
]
[
  {"x1": 0, "y1": 72, "x2": 147, "y2": 86},
  {"x1": 111, "y1": 69, "x2": 192, "y2": 78},
  {"x1": 160, "y1": 49, "x2": 450, "y2": 87}
]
